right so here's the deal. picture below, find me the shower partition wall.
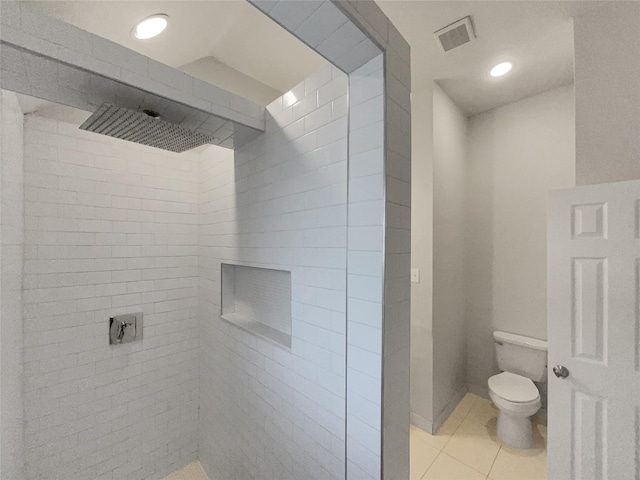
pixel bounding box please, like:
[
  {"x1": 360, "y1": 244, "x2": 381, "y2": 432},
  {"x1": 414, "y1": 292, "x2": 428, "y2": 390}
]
[
  {"x1": 0, "y1": 89, "x2": 26, "y2": 480},
  {"x1": 248, "y1": 2, "x2": 412, "y2": 477},
  {"x1": 199, "y1": 63, "x2": 349, "y2": 479}
]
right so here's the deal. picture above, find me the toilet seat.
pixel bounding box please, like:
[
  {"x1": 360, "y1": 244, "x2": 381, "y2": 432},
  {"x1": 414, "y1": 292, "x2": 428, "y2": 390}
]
[
  {"x1": 488, "y1": 372, "x2": 539, "y2": 403},
  {"x1": 488, "y1": 371, "x2": 542, "y2": 449}
]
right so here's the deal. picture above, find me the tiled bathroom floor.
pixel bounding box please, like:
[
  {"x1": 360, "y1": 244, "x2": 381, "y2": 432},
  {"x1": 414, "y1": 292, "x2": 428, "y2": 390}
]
[
  {"x1": 411, "y1": 393, "x2": 547, "y2": 480},
  {"x1": 163, "y1": 461, "x2": 210, "y2": 480},
  {"x1": 164, "y1": 393, "x2": 545, "y2": 480}
]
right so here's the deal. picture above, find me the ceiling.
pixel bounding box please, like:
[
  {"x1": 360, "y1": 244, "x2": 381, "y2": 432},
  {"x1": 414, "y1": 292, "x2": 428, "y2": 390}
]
[
  {"x1": 21, "y1": 0, "x2": 606, "y2": 116},
  {"x1": 21, "y1": 0, "x2": 328, "y2": 105},
  {"x1": 377, "y1": 1, "x2": 606, "y2": 115}
]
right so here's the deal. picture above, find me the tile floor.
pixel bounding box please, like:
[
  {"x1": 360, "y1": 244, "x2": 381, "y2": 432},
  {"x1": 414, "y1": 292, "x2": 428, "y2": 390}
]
[
  {"x1": 163, "y1": 461, "x2": 210, "y2": 480},
  {"x1": 411, "y1": 393, "x2": 547, "y2": 480},
  {"x1": 165, "y1": 393, "x2": 546, "y2": 480}
]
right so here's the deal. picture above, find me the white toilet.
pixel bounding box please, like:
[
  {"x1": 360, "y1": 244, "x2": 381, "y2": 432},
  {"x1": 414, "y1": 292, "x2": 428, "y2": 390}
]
[{"x1": 488, "y1": 331, "x2": 548, "y2": 449}]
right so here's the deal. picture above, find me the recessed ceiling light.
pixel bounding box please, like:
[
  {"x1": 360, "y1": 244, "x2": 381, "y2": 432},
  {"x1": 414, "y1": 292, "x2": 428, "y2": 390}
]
[
  {"x1": 132, "y1": 14, "x2": 169, "y2": 40},
  {"x1": 490, "y1": 62, "x2": 513, "y2": 78}
]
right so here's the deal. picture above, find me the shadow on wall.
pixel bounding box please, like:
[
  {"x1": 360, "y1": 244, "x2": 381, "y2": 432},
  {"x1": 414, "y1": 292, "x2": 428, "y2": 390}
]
[
  {"x1": 197, "y1": 63, "x2": 351, "y2": 480},
  {"x1": 465, "y1": 112, "x2": 496, "y2": 397}
]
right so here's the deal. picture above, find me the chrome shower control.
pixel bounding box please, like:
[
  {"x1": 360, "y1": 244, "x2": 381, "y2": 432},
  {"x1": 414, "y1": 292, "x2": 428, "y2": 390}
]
[
  {"x1": 109, "y1": 313, "x2": 143, "y2": 345},
  {"x1": 117, "y1": 320, "x2": 132, "y2": 341}
]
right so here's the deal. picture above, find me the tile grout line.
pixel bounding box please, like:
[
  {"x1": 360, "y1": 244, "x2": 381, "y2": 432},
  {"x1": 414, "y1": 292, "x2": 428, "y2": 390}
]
[
  {"x1": 443, "y1": 395, "x2": 500, "y2": 478},
  {"x1": 486, "y1": 443, "x2": 502, "y2": 480},
  {"x1": 419, "y1": 449, "x2": 442, "y2": 480},
  {"x1": 441, "y1": 394, "x2": 479, "y2": 451},
  {"x1": 419, "y1": 394, "x2": 482, "y2": 480}
]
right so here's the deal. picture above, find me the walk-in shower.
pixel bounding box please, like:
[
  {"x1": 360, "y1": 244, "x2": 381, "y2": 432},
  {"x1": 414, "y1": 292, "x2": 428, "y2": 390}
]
[{"x1": 0, "y1": 2, "x2": 412, "y2": 479}]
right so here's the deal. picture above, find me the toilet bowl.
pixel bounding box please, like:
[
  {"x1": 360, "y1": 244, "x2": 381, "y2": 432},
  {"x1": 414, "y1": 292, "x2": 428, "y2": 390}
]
[
  {"x1": 488, "y1": 371, "x2": 541, "y2": 449},
  {"x1": 489, "y1": 331, "x2": 547, "y2": 449}
]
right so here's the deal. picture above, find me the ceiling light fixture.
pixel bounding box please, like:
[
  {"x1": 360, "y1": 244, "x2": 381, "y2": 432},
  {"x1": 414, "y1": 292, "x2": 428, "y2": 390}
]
[
  {"x1": 132, "y1": 14, "x2": 169, "y2": 40},
  {"x1": 490, "y1": 61, "x2": 513, "y2": 78}
]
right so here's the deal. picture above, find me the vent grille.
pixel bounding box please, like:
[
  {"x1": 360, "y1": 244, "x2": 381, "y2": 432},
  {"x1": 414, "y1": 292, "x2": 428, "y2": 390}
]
[
  {"x1": 79, "y1": 104, "x2": 216, "y2": 153},
  {"x1": 434, "y1": 16, "x2": 476, "y2": 52}
]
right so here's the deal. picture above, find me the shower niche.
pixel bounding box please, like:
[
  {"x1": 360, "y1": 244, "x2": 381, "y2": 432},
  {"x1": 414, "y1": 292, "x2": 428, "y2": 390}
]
[{"x1": 220, "y1": 264, "x2": 292, "y2": 348}]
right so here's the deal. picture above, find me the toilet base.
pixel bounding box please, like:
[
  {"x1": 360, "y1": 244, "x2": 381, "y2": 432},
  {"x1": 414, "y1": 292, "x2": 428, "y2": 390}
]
[{"x1": 497, "y1": 411, "x2": 533, "y2": 449}]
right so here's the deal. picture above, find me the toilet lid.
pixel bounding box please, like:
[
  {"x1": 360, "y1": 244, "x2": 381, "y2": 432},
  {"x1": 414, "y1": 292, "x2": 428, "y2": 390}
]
[{"x1": 488, "y1": 372, "x2": 539, "y2": 403}]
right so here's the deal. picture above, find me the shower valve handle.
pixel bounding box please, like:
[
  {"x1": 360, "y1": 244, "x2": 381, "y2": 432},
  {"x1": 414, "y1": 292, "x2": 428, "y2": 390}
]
[{"x1": 117, "y1": 321, "x2": 132, "y2": 341}]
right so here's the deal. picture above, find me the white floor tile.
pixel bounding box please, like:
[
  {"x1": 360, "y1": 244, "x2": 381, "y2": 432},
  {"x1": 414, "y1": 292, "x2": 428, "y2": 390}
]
[
  {"x1": 442, "y1": 417, "x2": 501, "y2": 475},
  {"x1": 410, "y1": 393, "x2": 549, "y2": 480},
  {"x1": 411, "y1": 412, "x2": 464, "y2": 451},
  {"x1": 163, "y1": 461, "x2": 210, "y2": 480},
  {"x1": 411, "y1": 436, "x2": 440, "y2": 480},
  {"x1": 422, "y1": 452, "x2": 486, "y2": 480}
]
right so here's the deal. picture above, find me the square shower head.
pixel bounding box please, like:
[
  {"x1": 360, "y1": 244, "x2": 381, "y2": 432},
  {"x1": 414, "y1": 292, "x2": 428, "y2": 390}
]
[{"x1": 80, "y1": 103, "x2": 216, "y2": 153}]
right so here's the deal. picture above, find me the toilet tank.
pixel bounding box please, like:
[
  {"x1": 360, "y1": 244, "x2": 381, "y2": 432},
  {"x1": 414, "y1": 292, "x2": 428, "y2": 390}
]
[{"x1": 494, "y1": 331, "x2": 548, "y2": 382}]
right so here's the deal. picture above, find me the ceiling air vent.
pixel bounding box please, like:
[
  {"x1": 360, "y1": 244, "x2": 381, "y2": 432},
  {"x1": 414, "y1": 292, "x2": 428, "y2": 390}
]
[{"x1": 434, "y1": 16, "x2": 476, "y2": 52}]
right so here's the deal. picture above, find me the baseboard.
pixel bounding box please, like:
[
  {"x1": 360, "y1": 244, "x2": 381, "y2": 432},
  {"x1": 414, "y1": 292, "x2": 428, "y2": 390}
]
[
  {"x1": 468, "y1": 382, "x2": 489, "y2": 400},
  {"x1": 411, "y1": 384, "x2": 493, "y2": 435},
  {"x1": 432, "y1": 386, "x2": 467, "y2": 432},
  {"x1": 410, "y1": 411, "x2": 435, "y2": 434}
]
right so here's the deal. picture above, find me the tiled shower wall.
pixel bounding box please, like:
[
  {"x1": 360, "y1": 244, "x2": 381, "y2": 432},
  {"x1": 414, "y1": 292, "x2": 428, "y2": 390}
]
[
  {"x1": 345, "y1": 55, "x2": 385, "y2": 480},
  {"x1": 21, "y1": 115, "x2": 200, "y2": 480},
  {"x1": 198, "y1": 63, "x2": 349, "y2": 480},
  {"x1": 1, "y1": 90, "x2": 25, "y2": 480}
]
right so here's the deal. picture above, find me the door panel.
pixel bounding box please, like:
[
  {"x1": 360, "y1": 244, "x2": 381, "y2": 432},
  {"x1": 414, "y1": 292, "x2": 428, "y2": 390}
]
[
  {"x1": 548, "y1": 180, "x2": 640, "y2": 480},
  {"x1": 572, "y1": 391, "x2": 606, "y2": 479},
  {"x1": 572, "y1": 257, "x2": 607, "y2": 362}
]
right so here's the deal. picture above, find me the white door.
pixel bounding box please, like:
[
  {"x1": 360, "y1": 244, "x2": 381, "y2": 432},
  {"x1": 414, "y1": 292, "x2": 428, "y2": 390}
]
[{"x1": 548, "y1": 179, "x2": 640, "y2": 480}]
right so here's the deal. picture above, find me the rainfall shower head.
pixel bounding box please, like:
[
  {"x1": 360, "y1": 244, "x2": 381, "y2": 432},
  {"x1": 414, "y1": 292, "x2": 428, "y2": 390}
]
[{"x1": 80, "y1": 103, "x2": 216, "y2": 153}]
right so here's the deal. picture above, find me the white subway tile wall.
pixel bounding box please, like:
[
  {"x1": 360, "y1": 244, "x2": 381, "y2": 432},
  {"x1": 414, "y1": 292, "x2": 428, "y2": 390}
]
[
  {"x1": 249, "y1": 0, "x2": 381, "y2": 75},
  {"x1": 246, "y1": 2, "x2": 412, "y2": 477},
  {"x1": 198, "y1": 63, "x2": 349, "y2": 480},
  {"x1": 346, "y1": 55, "x2": 385, "y2": 480},
  {"x1": 21, "y1": 115, "x2": 200, "y2": 480},
  {"x1": 1, "y1": 90, "x2": 26, "y2": 480},
  {"x1": 338, "y1": 3, "x2": 411, "y2": 479},
  {"x1": 342, "y1": 5, "x2": 412, "y2": 478},
  {"x1": 343, "y1": 15, "x2": 411, "y2": 480},
  {"x1": 382, "y1": 34, "x2": 412, "y2": 480}
]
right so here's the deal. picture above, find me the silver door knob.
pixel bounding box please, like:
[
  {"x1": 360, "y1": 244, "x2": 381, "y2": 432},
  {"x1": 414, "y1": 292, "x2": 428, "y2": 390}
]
[{"x1": 553, "y1": 365, "x2": 569, "y2": 379}]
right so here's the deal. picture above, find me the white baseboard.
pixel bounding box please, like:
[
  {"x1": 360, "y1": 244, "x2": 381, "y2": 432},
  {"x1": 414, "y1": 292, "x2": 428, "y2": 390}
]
[
  {"x1": 432, "y1": 386, "x2": 467, "y2": 432},
  {"x1": 412, "y1": 384, "x2": 495, "y2": 435}
]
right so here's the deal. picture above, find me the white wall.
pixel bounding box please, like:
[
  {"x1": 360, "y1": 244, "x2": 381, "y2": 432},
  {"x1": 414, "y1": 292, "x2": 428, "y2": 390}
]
[
  {"x1": 409, "y1": 82, "x2": 435, "y2": 432},
  {"x1": 431, "y1": 85, "x2": 468, "y2": 425},
  {"x1": 466, "y1": 84, "x2": 575, "y2": 395},
  {"x1": 574, "y1": 1, "x2": 640, "y2": 185},
  {"x1": 21, "y1": 116, "x2": 200, "y2": 480},
  {"x1": 0, "y1": 89, "x2": 25, "y2": 480},
  {"x1": 198, "y1": 63, "x2": 349, "y2": 480}
]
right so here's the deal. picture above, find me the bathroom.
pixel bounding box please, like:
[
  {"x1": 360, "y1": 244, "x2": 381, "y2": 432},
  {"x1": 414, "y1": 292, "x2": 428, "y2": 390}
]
[
  {"x1": 393, "y1": 1, "x2": 639, "y2": 479},
  {"x1": 1, "y1": 1, "x2": 639, "y2": 480}
]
